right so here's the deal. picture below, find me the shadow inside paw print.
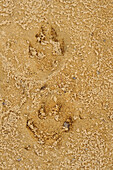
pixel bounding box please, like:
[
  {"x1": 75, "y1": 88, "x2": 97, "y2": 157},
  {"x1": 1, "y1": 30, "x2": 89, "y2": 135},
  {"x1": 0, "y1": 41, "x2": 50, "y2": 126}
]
[{"x1": 51, "y1": 27, "x2": 58, "y2": 42}]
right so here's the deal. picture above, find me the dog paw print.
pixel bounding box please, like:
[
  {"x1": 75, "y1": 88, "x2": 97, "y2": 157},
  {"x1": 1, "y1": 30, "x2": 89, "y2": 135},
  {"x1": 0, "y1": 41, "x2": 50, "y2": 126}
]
[
  {"x1": 26, "y1": 101, "x2": 74, "y2": 146},
  {"x1": 35, "y1": 25, "x2": 65, "y2": 56},
  {"x1": 26, "y1": 23, "x2": 66, "y2": 78},
  {"x1": 26, "y1": 117, "x2": 61, "y2": 145}
]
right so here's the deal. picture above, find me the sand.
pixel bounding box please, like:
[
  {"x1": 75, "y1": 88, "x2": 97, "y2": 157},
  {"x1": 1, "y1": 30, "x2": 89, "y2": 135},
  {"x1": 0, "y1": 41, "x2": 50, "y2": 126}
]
[{"x1": 0, "y1": 0, "x2": 113, "y2": 169}]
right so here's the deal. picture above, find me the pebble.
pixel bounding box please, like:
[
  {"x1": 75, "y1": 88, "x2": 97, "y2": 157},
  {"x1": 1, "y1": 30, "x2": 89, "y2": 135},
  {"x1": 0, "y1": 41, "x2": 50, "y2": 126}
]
[
  {"x1": 17, "y1": 158, "x2": 21, "y2": 162},
  {"x1": 63, "y1": 121, "x2": 70, "y2": 131},
  {"x1": 72, "y1": 77, "x2": 76, "y2": 80},
  {"x1": 2, "y1": 102, "x2": 5, "y2": 105}
]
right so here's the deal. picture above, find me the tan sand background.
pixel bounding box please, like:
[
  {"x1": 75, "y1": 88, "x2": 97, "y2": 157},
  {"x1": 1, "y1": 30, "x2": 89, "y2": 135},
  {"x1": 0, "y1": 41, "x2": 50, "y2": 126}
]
[{"x1": 0, "y1": 0, "x2": 113, "y2": 169}]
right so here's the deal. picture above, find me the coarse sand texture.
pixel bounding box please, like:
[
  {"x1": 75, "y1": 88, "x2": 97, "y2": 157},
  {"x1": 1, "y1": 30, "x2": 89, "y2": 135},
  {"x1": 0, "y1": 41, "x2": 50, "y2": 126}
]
[{"x1": 0, "y1": 0, "x2": 113, "y2": 169}]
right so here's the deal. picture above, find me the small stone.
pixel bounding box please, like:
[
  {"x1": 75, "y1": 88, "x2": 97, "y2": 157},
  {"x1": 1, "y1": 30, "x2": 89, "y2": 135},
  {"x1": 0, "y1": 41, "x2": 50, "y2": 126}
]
[
  {"x1": 17, "y1": 158, "x2": 21, "y2": 162},
  {"x1": 72, "y1": 77, "x2": 76, "y2": 80},
  {"x1": 2, "y1": 102, "x2": 5, "y2": 105},
  {"x1": 63, "y1": 121, "x2": 70, "y2": 131}
]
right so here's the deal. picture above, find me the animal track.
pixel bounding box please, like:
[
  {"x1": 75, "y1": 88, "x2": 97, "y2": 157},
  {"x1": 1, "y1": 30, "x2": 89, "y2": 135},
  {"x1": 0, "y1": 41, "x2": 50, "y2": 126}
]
[
  {"x1": 27, "y1": 23, "x2": 66, "y2": 81},
  {"x1": 26, "y1": 102, "x2": 73, "y2": 146}
]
